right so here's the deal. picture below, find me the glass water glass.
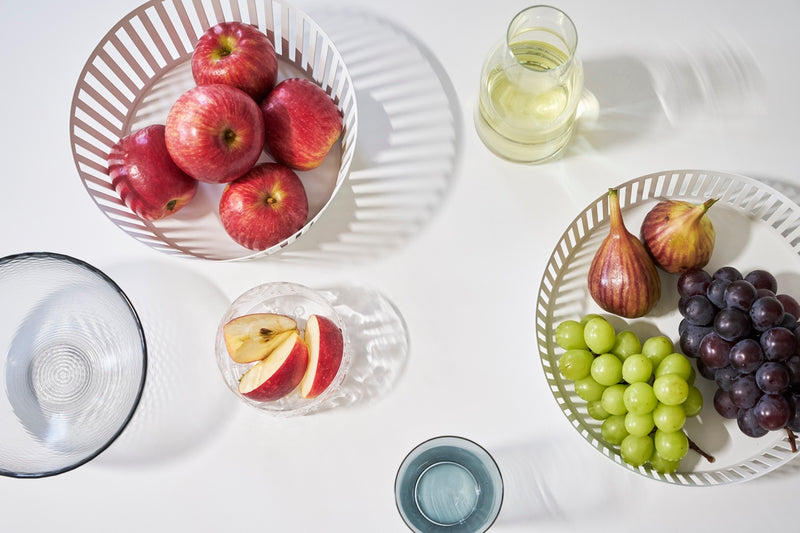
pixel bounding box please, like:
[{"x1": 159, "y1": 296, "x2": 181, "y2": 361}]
[{"x1": 395, "y1": 436, "x2": 504, "y2": 532}]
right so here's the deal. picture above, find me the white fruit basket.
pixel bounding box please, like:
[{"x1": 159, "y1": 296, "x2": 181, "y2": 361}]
[
  {"x1": 537, "y1": 169, "x2": 800, "y2": 486},
  {"x1": 69, "y1": 0, "x2": 357, "y2": 261}
]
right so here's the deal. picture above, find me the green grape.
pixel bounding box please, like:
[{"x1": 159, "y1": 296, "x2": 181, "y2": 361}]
[
  {"x1": 580, "y1": 313, "x2": 604, "y2": 326},
  {"x1": 612, "y1": 330, "x2": 642, "y2": 360},
  {"x1": 601, "y1": 414, "x2": 628, "y2": 445},
  {"x1": 620, "y1": 434, "x2": 654, "y2": 467},
  {"x1": 600, "y1": 383, "x2": 628, "y2": 416},
  {"x1": 623, "y1": 382, "x2": 658, "y2": 415},
  {"x1": 654, "y1": 429, "x2": 689, "y2": 462},
  {"x1": 574, "y1": 376, "x2": 606, "y2": 402},
  {"x1": 587, "y1": 400, "x2": 610, "y2": 420},
  {"x1": 583, "y1": 317, "x2": 616, "y2": 354},
  {"x1": 652, "y1": 403, "x2": 686, "y2": 432},
  {"x1": 653, "y1": 374, "x2": 689, "y2": 406},
  {"x1": 682, "y1": 385, "x2": 703, "y2": 417},
  {"x1": 590, "y1": 353, "x2": 623, "y2": 386},
  {"x1": 625, "y1": 411, "x2": 655, "y2": 437},
  {"x1": 621, "y1": 354, "x2": 653, "y2": 384},
  {"x1": 555, "y1": 320, "x2": 588, "y2": 350},
  {"x1": 642, "y1": 335, "x2": 674, "y2": 368},
  {"x1": 649, "y1": 450, "x2": 681, "y2": 474},
  {"x1": 654, "y1": 353, "x2": 693, "y2": 381},
  {"x1": 558, "y1": 349, "x2": 594, "y2": 381}
]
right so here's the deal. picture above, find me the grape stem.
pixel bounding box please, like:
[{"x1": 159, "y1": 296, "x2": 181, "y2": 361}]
[
  {"x1": 786, "y1": 428, "x2": 798, "y2": 453},
  {"x1": 687, "y1": 435, "x2": 715, "y2": 463}
]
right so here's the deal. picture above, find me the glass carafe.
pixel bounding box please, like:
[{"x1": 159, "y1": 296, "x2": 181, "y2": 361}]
[{"x1": 475, "y1": 5, "x2": 587, "y2": 164}]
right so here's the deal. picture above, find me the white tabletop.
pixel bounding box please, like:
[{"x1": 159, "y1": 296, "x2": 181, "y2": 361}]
[{"x1": 2, "y1": 0, "x2": 800, "y2": 531}]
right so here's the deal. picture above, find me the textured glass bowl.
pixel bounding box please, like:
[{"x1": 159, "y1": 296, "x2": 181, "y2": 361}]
[
  {"x1": 536, "y1": 169, "x2": 800, "y2": 485},
  {"x1": 215, "y1": 282, "x2": 351, "y2": 416},
  {"x1": 69, "y1": 0, "x2": 357, "y2": 261},
  {"x1": 0, "y1": 252, "x2": 146, "y2": 478}
]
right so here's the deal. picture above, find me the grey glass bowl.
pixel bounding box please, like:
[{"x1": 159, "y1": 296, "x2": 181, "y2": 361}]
[{"x1": 0, "y1": 252, "x2": 146, "y2": 477}]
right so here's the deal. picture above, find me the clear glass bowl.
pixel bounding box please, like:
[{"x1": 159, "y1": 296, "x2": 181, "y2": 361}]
[
  {"x1": 0, "y1": 252, "x2": 146, "y2": 477},
  {"x1": 69, "y1": 0, "x2": 357, "y2": 261},
  {"x1": 536, "y1": 169, "x2": 800, "y2": 485}
]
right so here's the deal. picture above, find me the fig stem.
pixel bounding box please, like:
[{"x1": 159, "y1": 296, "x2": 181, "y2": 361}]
[
  {"x1": 688, "y1": 435, "x2": 715, "y2": 463},
  {"x1": 702, "y1": 197, "x2": 719, "y2": 211},
  {"x1": 607, "y1": 188, "x2": 624, "y2": 230}
]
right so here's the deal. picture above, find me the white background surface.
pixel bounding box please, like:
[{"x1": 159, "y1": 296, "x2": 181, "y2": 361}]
[{"x1": 2, "y1": 0, "x2": 800, "y2": 531}]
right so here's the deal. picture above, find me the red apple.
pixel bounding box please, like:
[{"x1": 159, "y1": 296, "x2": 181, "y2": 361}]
[
  {"x1": 300, "y1": 314, "x2": 345, "y2": 399},
  {"x1": 219, "y1": 162, "x2": 309, "y2": 251},
  {"x1": 238, "y1": 331, "x2": 309, "y2": 401},
  {"x1": 165, "y1": 84, "x2": 265, "y2": 184},
  {"x1": 192, "y1": 22, "x2": 278, "y2": 102},
  {"x1": 222, "y1": 313, "x2": 299, "y2": 363},
  {"x1": 260, "y1": 78, "x2": 343, "y2": 170},
  {"x1": 107, "y1": 124, "x2": 198, "y2": 220}
]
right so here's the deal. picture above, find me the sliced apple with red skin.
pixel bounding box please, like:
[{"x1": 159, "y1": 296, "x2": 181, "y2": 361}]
[
  {"x1": 300, "y1": 314, "x2": 345, "y2": 399},
  {"x1": 223, "y1": 313, "x2": 298, "y2": 363},
  {"x1": 238, "y1": 331, "x2": 308, "y2": 401}
]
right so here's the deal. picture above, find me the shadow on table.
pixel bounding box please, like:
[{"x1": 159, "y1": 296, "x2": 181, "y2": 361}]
[
  {"x1": 271, "y1": 8, "x2": 463, "y2": 265},
  {"x1": 92, "y1": 260, "x2": 238, "y2": 468},
  {"x1": 490, "y1": 435, "x2": 634, "y2": 527},
  {"x1": 568, "y1": 31, "x2": 764, "y2": 156},
  {"x1": 310, "y1": 285, "x2": 411, "y2": 414}
]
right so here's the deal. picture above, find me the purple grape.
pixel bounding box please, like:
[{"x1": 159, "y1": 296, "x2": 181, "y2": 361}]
[
  {"x1": 757, "y1": 288, "x2": 776, "y2": 298},
  {"x1": 723, "y1": 279, "x2": 758, "y2": 311},
  {"x1": 787, "y1": 395, "x2": 800, "y2": 432},
  {"x1": 755, "y1": 362, "x2": 790, "y2": 394},
  {"x1": 713, "y1": 266, "x2": 743, "y2": 282},
  {"x1": 714, "y1": 388, "x2": 740, "y2": 419},
  {"x1": 696, "y1": 359, "x2": 717, "y2": 380},
  {"x1": 760, "y1": 327, "x2": 796, "y2": 362},
  {"x1": 707, "y1": 278, "x2": 732, "y2": 308},
  {"x1": 729, "y1": 338, "x2": 764, "y2": 374},
  {"x1": 785, "y1": 355, "x2": 800, "y2": 388},
  {"x1": 680, "y1": 294, "x2": 716, "y2": 326},
  {"x1": 730, "y1": 373, "x2": 763, "y2": 409},
  {"x1": 780, "y1": 312, "x2": 798, "y2": 330},
  {"x1": 713, "y1": 307, "x2": 750, "y2": 342},
  {"x1": 777, "y1": 294, "x2": 800, "y2": 320},
  {"x1": 699, "y1": 332, "x2": 733, "y2": 370},
  {"x1": 714, "y1": 365, "x2": 738, "y2": 391},
  {"x1": 753, "y1": 393, "x2": 791, "y2": 430},
  {"x1": 680, "y1": 324, "x2": 713, "y2": 358},
  {"x1": 749, "y1": 296, "x2": 785, "y2": 331},
  {"x1": 738, "y1": 407, "x2": 769, "y2": 437},
  {"x1": 677, "y1": 269, "x2": 712, "y2": 298},
  {"x1": 745, "y1": 269, "x2": 778, "y2": 293}
]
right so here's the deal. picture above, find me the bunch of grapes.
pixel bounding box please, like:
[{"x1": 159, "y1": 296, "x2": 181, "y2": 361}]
[
  {"x1": 677, "y1": 265, "x2": 800, "y2": 447},
  {"x1": 554, "y1": 315, "x2": 705, "y2": 473}
]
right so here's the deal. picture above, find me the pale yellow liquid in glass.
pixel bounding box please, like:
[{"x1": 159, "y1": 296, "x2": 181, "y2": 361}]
[{"x1": 476, "y1": 39, "x2": 582, "y2": 163}]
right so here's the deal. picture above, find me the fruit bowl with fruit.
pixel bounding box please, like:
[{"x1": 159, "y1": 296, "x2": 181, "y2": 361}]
[
  {"x1": 215, "y1": 282, "x2": 350, "y2": 416},
  {"x1": 537, "y1": 169, "x2": 800, "y2": 485},
  {"x1": 69, "y1": 0, "x2": 357, "y2": 261}
]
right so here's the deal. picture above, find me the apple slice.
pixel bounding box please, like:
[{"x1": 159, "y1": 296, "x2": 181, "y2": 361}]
[
  {"x1": 300, "y1": 314, "x2": 345, "y2": 399},
  {"x1": 238, "y1": 332, "x2": 309, "y2": 401},
  {"x1": 223, "y1": 313, "x2": 298, "y2": 363}
]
